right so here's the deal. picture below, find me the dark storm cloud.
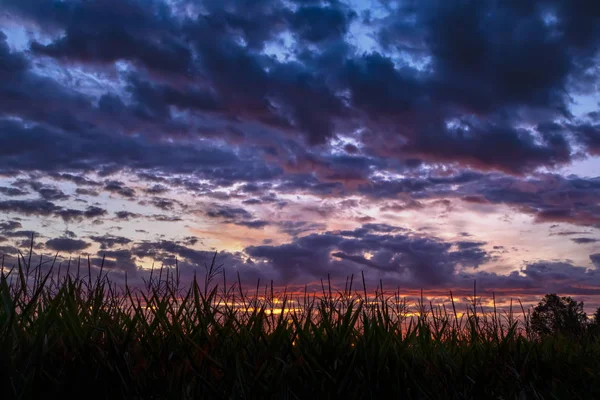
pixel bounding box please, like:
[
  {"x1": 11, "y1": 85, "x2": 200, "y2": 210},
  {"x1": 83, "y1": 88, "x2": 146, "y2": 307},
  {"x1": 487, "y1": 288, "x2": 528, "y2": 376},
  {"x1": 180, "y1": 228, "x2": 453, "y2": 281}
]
[
  {"x1": 25, "y1": 182, "x2": 69, "y2": 201},
  {"x1": 104, "y1": 181, "x2": 136, "y2": 198},
  {"x1": 402, "y1": 118, "x2": 572, "y2": 174},
  {"x1": 287, "y1": 5, "x2": 356, "y2": 43},
  {"x1": 35, "y1": 186, "x2": 69, "y2": 201},
  {"x1": 237, "y1": 220, "x2": 270, "y2": 229},
  {"x1": 205, "y1": 205, "x2": 253, "y2": 220},
  {"x1": 5, "y1": 230, "x2": 36, "y2": 239},
  {"x1": 520, "y1": 262, "x2": 597, "y2": 287},
  {"x1": 147, "y1": 197, "x2": 178, "y2": 211},
  {"x1": 89, "y1": 234, "x2": 133, "y2": 250},
  {"x1": 55, "y1": 206, "x2": 108, "y2": 223},
  {"x1": 0, "y1": 245, "x2": 19, "y2": 256},
  {"x1": 132, "y1": 240, "x2": 206, "y2": 264},
  {"x1": 549, "y1": 230, "x2": 590, "y2": 236},
  {"x1": 150, "y1": 214, "x2": 182, "y2": 222},
  {"x1": 115, "y1": 211, "x2": 141, "y2": 221},
  {"x1": 455, "y1": 261, "x2": 600, "y2": 296},
  {"x1": 571, "y1": 238, "x2": 599, "y2": 244},
  {"x1": 0, "y1": 199, "x2": 60, "y2": 216},
  {"x1": 75, "y1": 188, "x2": 100, "y2": 197},
  {"x1": 537, "y1": 121, "x2": 600, "y2": 156},
  {"x1": 204, "y1": 204, "x2": 269, "y2": 229},
  {"x1": 0, "y1": 187, "x2": 28, "y2": 196},
  {"x1": 182, "y1": 236, "x2": 199, "y2": 246},
  {"x1": 573, "y1": 124, "x2": 600, "y2": 155},
  {"x1": 456, "y1": 241, "x2": 487, "y2": 250},
  {"x1": 0, "y1": 0, "x2": 599, "y2": 180},
  {"x1": 419, "y1": 2, "x2": 572, "y2": 112},
  {"x1": 144, "y1": 184, "x2": 169, "y2": 195},
  {"x1": 129, "y1": 240, "x2": 248, "y2": 280},
  {"x1": 124, "y1": 75, "x2": 221, "y2": 117},
  {"x1": 3, "y1": 0, "x2": 193, "y2": 76},
  {"x1": 360, "y1": 0, "x2": 599, "y2": 171},
  {"x1": 0, "y1": 0, "x2": 599, "y2": 294},
  {"x1": 2, "y1": 21, "x2": 252, "y2": 174},
  {"x1": 7, "y1": 231, "x2": 598, "y2": 296},
  {"x1": 0, "y1": 117, "x2": 274, "y2": 183},
  {"x1": 0, "y1": 221, "x2": 22, "y2": 232},
  {"x1": 243, "y1": 224, "x2": 598, "y2": 294},
  {"x1": 591, "y1": 254, "x2": 600, "y2": 268},
  {"x1": 46, "y1": 237, "x2": 91, "y2": 252},
  {"x1": 452, "y1": 174, "x2": 600, "y2": 227},
  {"x1": 112, "y1": 239, "x2": 265, "y2": 283},
  {"x1": 0, "y1": 32, "x2": 94, "y2": 134},
  {"x1": 49, "y1": 173, "x2": 102, "y2": 187},
  {"x1": 181, "y1": 16, "x2": 348, "y2": 145},
  {"x1": 245, "y1": 224, "x2": 490, "y2": 285},
  {"x1": 95, "y1": 249, "x2": 138, "y2": 273}
]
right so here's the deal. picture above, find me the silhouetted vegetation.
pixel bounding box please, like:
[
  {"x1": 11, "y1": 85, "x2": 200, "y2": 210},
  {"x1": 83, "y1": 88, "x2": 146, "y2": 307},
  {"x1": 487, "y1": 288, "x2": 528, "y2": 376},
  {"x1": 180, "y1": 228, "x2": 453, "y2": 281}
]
[
  {"x1": 591, "y1": 306, "x2": 600, "y2": 336},
  {"x1": 1, "y1": 251, "x2": 599, "y2": 399},
  {"x1": 530, "y1": 293, "x2": 588, "y2": 337}
]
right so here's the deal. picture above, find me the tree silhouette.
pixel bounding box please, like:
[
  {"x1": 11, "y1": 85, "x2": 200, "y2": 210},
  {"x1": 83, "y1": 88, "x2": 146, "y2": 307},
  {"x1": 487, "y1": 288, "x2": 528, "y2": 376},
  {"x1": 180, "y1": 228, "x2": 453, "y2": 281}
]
[
  {"x1": 591, "y1": 306, "x2": 600, "y2": 336},
  {"x1": 530, "y1": 294, "x2": 587, "y2": 337}
]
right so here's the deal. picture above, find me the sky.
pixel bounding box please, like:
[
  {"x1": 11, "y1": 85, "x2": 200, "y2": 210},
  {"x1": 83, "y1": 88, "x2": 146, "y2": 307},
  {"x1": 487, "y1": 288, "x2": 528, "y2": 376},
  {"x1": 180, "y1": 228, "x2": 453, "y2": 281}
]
[{"x1": 0, "y1": 0, "x2": 599, "y2": 308}]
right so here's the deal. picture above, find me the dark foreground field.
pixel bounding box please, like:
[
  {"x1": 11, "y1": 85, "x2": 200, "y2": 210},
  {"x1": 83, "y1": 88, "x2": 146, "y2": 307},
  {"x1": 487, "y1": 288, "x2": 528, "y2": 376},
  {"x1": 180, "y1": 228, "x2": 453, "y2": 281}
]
[{"x1": 1, "y1": 255, "x2": 599, "y2": 399}]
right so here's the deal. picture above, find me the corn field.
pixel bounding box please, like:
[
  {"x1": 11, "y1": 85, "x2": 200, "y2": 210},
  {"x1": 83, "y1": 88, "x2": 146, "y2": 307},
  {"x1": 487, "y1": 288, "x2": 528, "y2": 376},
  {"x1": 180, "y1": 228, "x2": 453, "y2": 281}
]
[{"x1": 1, "y1": 251, "x2": 599, "y2": 399}]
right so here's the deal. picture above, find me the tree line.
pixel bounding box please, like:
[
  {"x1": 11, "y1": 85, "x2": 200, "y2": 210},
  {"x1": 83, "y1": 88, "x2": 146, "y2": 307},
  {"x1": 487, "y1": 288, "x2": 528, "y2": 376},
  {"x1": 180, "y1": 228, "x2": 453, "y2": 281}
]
[{"x1": 531, "y1": 293, "x2": 600, "y2": 337}]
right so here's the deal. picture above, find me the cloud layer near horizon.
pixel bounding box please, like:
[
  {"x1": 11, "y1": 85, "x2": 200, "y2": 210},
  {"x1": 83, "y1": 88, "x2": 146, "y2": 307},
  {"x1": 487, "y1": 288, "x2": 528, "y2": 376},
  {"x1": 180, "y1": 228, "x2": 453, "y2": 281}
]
[{"x1": 0, "y1": 0, "x2": 599, "y2": 303}]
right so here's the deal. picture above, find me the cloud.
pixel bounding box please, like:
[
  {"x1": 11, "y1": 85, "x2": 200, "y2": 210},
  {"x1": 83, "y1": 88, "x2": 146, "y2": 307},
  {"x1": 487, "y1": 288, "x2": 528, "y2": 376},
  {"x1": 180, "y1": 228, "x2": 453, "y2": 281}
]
[
  {"x1": 453, "y1": 174, "x2": 600, "y2": 227},
  {"x1": 245, "y1": 224, "x2": 490, "y2": 285},
  {"x1": 144, "y1": 184, "x2": 169, "y2": 195},
  {"x1": 461, "y1": 261, "x2": 600, "y2": 296},
  {"x1": 104, "y1": 180, "x2": 136, "y2": 198},
  {"x1": 0, "y1": 245, "x2": 19, "y2": 256},
  {"x1": 75, "y1": 188, "x2": 100, "y2": 197},
  {"x1": 46, "y1": 237, "x2": 91, "y2": 252},
  {"x1": 287, "y1": 5, "x2": 356, "y2": 43},
  {"x1": 89, "y1": 235, "x2": 133, "y2": 250},
  {"x1": 5, "y1": 230, "x2": 36, "y2": 239},
  {"x1": 571, "y1": 238, "x2": 599, "y2": 244},
  {"x1": 0, "y1": 198, "x2": 107, "y2": 225},
  {"x1": 95, "y1": 249, "x2": 138, "y2": 273},
  {"x1": 115, "y1": 211, "x2": 141, "y2": 220},
  {"x1": 236, "y1": 220, "x2": 270, "y2": 229},
  {"x1": 402, "y1": 118, "x2": 572, "y2": 174},
  {"x1": 4, "y1": 0, "x2": 193, "y2": 76},
  {"x1": 276, "y1": 221, "x2": 328, "y2": 237},
  {"x1": 0, "y1": 199, "x2": 60, "y2": 216},
  {"x1": 56, "y1": 206, "x2": 108, "y2": 223},
  {"x1": 1, "y1": 0, "x2": 599, "y2": 181},
  {"x1": 24, "y1": 181, "x2": 69, "y2": 201},
  {"x1": 204, "y1": 204, "x2": 269, "y2": 229},
  {"x1": 147, "y1": 197, "x2": 178, "y2": 211},
  {"x1": 574, "y1": 124, "x2": 600, "y2": 155},
  {"x1": 49, "y1": 172, "x2": 102, "y2": 187},
  {"x1": 456, "y1": 241, "x2": 487, "y2": 250},
  {"x1": 0, "y1": 221, "x2": 22, "y2": 232},
  {"x1": 150, "y1": 214, "x2": 182, "y2": 222},
  {"x1": 182, "y1": 236, "x2": 199, "y2": 246},
  {"x1": 591, "y1": 254, "x2": 600, "y2": 268},
  {"x1": 0, "y1": 0, "x2": 599, "y2": 295},
  {"x1": 0, "y1": 186, "x2": 28, "y2": 196}
]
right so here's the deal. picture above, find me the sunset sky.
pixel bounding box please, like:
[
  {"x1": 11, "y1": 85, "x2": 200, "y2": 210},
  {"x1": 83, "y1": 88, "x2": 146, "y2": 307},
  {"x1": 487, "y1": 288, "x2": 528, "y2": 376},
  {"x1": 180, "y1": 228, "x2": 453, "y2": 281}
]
[{"x1": 0, "y1": 0, "x2": 599, "y2": 307}]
